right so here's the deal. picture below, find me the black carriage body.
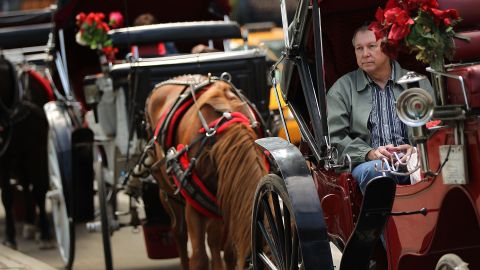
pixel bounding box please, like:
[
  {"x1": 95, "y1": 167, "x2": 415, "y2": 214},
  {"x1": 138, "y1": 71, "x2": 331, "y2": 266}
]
[{"x1": 110, "y1": 49, "x2": 270, "y2": 121}]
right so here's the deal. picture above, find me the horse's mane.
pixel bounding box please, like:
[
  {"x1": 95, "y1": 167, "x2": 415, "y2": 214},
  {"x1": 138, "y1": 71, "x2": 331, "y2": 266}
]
[
  {"x1": 154, "y1": 75, "x2": 267, "y2": 265},
  {"x1": 187, "y1": 79, "x2": 266, "y2": 258},
  {"x1": 210, "y1": 123, "x2": 267, "y2": 256}
]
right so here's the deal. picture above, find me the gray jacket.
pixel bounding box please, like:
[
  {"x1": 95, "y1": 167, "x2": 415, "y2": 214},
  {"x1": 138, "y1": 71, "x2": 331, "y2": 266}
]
[{"x1": 326, "y1": 61, "x2": 433, "y2": 166}]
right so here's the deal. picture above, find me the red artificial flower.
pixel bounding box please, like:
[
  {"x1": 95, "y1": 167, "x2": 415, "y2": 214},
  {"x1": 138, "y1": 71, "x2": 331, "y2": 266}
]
[
  {"x1": 430, "y1": 8, "x2": 460, "y2": 26},
  {"x1": 384, "y1": 7, "x2": 413, "y2": 25},
  {"x1": 85, "y1": 13, "x2": 94, "y2": 26},
  {"x1": 369, "y1": 20, "x2": 386, "y2": 40},
  {"x1": 388, "y1": 23, "x2": 411, "y2": 43},
  {"x1": 375, "y1": 7, "x2": 385, "y2": 23},
  {"x1": 76, "y1": 12, "x2": 86, "y2": 26},
  {"x1": 109, "y1": 11, "x2": 124, "y2": 29},
  {"x1": 94, "y1": 13, "x2": 105, "y2": 23},
  {"x1": 75, "y1": 11, "x2": 119, "y2": 54},
  {"x1": 383, "y1": 7, "x2": 414, "y2": 42},
  {"x1": 102, "y1": 46, "x2": 118, "y2": 61},
  {"x1": 369, "y1": 0, "x2": 461, "y2": 69}
]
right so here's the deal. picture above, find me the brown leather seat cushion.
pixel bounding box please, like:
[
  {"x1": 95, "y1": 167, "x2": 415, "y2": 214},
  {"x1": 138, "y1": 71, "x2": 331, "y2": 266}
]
[{"x1": 447, "y1": 64, "x2": 480, "y2": 109}]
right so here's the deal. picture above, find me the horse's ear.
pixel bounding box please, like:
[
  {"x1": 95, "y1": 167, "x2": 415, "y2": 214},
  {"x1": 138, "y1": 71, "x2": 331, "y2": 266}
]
[{"x1": 202, "y1": 97, "x2": 232, "y2": 112}]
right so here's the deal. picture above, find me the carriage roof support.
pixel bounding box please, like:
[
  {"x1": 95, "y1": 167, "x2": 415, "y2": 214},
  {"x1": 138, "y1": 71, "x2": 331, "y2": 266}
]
[{"x1": 279, "y1": 0, "x2": 330, "y2": 161}]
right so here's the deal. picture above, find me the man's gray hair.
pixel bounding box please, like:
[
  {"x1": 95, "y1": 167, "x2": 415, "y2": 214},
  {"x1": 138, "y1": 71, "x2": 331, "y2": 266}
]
[{"x1": 352, "y1": 25, "x2": 371, "y2": 46}]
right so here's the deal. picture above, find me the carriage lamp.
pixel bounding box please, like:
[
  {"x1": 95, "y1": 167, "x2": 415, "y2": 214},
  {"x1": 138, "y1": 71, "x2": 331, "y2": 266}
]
[
  {"x1": 396, "y1": 72, "x2": 435, "y2": 173},
  {"x1": 83, "y1": 75, "x2": 101, "y2": 105},
  {"x1": 83, "y1": 73, "x2": 113, "y2": 122},
  {"x1": 83, "y1": 74, "x2": 101, "y2": 122}
]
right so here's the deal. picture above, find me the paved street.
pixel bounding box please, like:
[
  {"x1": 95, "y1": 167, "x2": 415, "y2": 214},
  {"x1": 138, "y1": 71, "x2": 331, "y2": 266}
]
[
  {"x1": 0, "y1": 192, "x2": 181, "y2": 270},
  {"x1": 0, "y1": 192, "x2": 341, "y2": 269}
]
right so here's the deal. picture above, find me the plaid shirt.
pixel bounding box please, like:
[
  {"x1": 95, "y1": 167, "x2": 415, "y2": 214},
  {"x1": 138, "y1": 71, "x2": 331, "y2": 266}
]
[{"x1": 367, "y1": 64, "x2": 408, "y2": 148}]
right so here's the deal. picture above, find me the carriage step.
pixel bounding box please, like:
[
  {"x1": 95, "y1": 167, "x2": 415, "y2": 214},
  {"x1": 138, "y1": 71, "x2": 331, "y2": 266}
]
[{"x1": 340, "y1": 176, "x2": 396, "y2": 270}]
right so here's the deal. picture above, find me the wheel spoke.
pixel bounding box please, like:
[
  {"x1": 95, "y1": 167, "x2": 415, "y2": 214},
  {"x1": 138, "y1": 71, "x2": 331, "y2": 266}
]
[
  {"x1": 261, "y1": 193, "x2": 283, "y2": 265},
  {"x1": 283, "y1": 201, "x2": 292, "y2": 270},
  {"x1": 259, "y1": 252, "x2": 280, "y2": 270},
  {"x1": 253, "y1": 175, "x2": 316, "y2": 270},
  {"x1": 257, "y1": 219, "x2": 282, "y2": 267},
  {"x1": 272, "y1": 192, "x2": 286, "y2": 267}
]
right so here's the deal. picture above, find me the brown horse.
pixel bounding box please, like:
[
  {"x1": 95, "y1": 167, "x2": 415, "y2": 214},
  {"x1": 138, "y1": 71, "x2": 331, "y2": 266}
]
[
  {"x1": 0, "y1": 55, "x2": 53, "y2": 249},
  {"x1": 145, "y1": 74, "x2": 267, "y2": 269}
]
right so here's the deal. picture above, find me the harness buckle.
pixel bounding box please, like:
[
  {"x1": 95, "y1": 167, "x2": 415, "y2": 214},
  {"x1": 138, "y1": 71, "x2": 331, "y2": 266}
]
[
  {"x1": 205, "y1": 128, "x2": 216, "y2": 137},
  {"x1": 223, "y1": 112, "x2": 232, "y2": 119}
]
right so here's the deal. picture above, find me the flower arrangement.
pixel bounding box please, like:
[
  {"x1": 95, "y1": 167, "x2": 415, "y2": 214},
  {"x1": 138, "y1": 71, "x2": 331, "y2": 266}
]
[
  {"x1": 369, "y1": 0, "x2": 462, "y2": 71},
  {"x1": 75, "y1": 11, "x2": 124, "y2": 61}
]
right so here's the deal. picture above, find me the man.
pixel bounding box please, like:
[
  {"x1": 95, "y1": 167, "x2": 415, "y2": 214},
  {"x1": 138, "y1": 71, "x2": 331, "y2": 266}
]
[{"x1": 326, "y1": 25, "x2": 432, "y2": 193}]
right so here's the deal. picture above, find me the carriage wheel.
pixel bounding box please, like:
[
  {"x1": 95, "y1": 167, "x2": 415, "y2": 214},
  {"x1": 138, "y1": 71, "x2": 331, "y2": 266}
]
[
  {"x1": 435, "y1": 253, "x2": 470, "y2": 270},
  {"x1": 94, "y1": 149, "x2": 114, "y2": 270},
  {"x1": 47, "y1": 135, "x2": 75, "y2": 270},
  {"x1": 252, "y1": 174, "x2": 332, "y2": 270}
]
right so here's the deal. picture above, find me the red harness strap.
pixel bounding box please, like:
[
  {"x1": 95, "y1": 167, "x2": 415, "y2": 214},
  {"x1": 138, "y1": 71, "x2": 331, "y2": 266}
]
[
  {"x1": 150, "y1": 86, "x2": 268, "y2": 218},
  {"x1": 170, "y1": 144, "x2": 222, "y2": 219},
  {"x1": 198, "y1": 112, "x2": 250, "y2": 135},
  {"x1": 28, "y1": 70, "x2": 55, "y2": 101},
  {"x1": 153, "y1": 89, "x2": 207, "y2": 148},
  {"x1": 199, "y1": 112, "x2": 270, "y2": 172}
]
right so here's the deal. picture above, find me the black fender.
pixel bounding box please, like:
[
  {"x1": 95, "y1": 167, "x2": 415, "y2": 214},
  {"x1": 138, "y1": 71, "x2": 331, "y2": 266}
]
[
  {"x1": 44, "y1": 101, "x2": 94, "y2": 221},
  {"x1": 45, "y1": 101, "x2": 74, "y2": 210},
  {"x1": 255, "y1": 137, "x2": 334, "y2": 270}
]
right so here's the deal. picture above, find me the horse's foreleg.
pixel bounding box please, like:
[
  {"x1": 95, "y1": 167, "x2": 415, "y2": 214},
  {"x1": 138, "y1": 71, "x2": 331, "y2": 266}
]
[
  {"x1": 32, "y1": 184, "x2": 52, "y2": 243},
  {"x1": 20, "y1": 184, "x2": 37, "y2": 240},
  {"x1": 186, "y1": 205, "x2": 209, "y2": 270},
  {"x1": 26, "y1": 154, "x2": 54, "y2": 249},
  {"x1": 160, "y1": 191, "x2": 189, "y2": 270},
  {"x1": 223, "y1": 241, "x2": 236, "y2": 269},
  {"x1": 174, "y1": 206, "x2": 189, "y2": 270},
  {"x1": 206, "y1": 220, "x2": 224, "y2": 270},
  {"x1": 0, "y1": 176, "x2": 17, "y2": 249}
]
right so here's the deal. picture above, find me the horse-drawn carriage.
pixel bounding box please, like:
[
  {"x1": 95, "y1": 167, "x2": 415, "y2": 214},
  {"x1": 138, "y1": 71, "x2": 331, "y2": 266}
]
[
  {"x1": 2, "y1": 0, "x2": 274, "y2": 269},
  {"x1": 1, "y1": 4, "x2": 98, "y2": 268},
  {"x1": 39, "y1": 0, "x2": 276, "y2": 269},
  {"x1": 252, "y1": 0, "x2": 480, "y2": 269}
]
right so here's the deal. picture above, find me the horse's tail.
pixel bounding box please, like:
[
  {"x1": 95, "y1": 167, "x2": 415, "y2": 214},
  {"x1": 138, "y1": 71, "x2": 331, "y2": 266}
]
[{"x1": 209, "y1": 122, "x2": 267, "y2": 260}]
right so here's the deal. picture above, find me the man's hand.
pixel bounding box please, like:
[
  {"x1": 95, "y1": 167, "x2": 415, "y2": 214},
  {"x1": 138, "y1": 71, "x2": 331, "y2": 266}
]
[
  {"x1": 387, "y1": 144, "x2": 414, "y2": 163},
  {"x1": 366, "y1": 144, "x2": 394, "y2": 161}
]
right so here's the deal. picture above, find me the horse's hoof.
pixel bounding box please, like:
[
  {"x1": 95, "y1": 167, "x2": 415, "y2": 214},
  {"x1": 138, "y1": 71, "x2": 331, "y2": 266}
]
[
  {"x1": 22, "y1": 224, "x2": 37, "y2": 240},
  {"x1": 2, "y1": 240, "x2": 18, "y2": 250},
  {"x1": 38, "y1": 239, "x2": 56, "y2": 250}
]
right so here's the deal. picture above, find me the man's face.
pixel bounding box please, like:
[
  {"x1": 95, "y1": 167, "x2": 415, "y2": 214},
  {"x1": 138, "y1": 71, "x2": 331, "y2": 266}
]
[{"x1": 353, "y1": 30, "x2": 390, "y2": 75}]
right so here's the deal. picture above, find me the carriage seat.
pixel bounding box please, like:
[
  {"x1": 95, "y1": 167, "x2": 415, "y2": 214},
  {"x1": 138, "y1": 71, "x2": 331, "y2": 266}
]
[
  {"x1": 439, "y1": 0, "x2": 480, "y2": 110},
  {"x1": 109, "y1": 21, "x2": 242, "y2": 49}
]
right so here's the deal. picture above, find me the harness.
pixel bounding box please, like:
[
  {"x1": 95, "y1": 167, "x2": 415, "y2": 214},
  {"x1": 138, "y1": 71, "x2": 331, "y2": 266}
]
[{"x1": 150, "y1": 75, "x2": 262, "y2": 219}]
